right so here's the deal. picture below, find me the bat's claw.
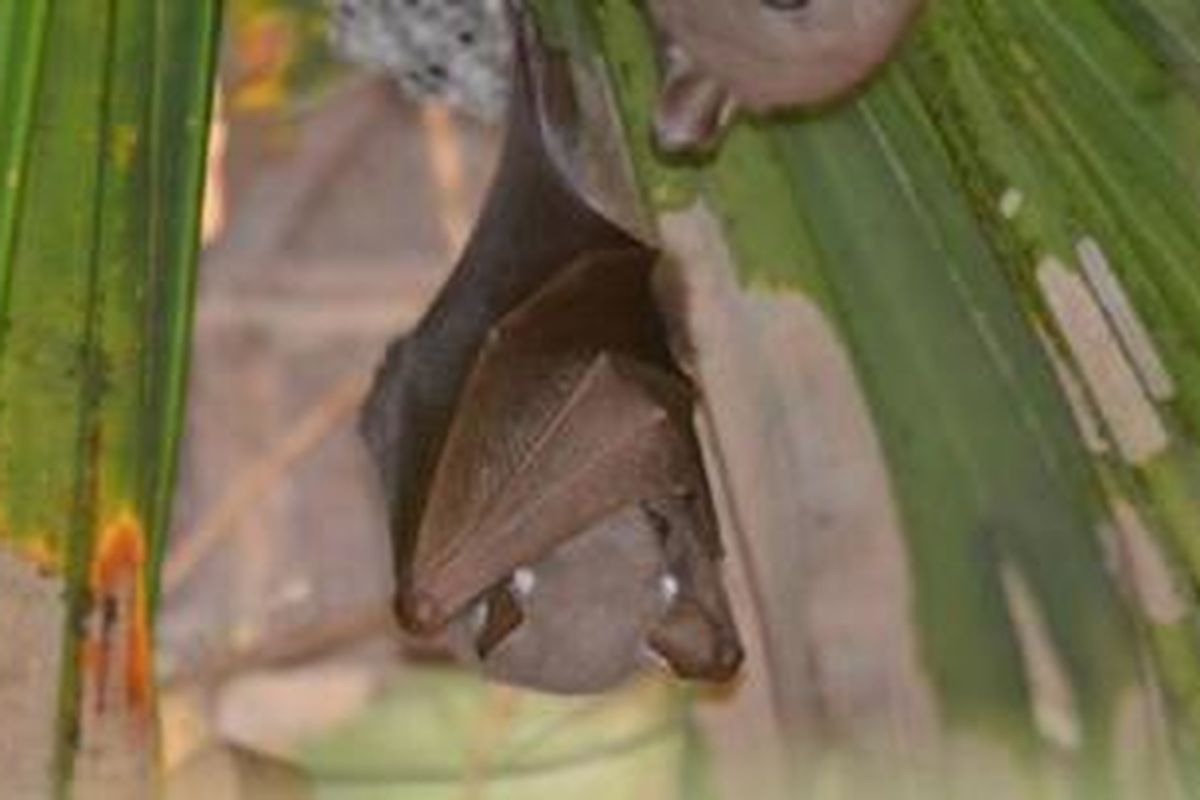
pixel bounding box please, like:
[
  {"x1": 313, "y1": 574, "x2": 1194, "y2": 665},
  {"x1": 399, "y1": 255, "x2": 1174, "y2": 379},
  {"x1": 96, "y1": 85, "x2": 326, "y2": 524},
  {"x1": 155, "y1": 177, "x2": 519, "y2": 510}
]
[{"x1": 396, "y1": 590, "x2": 446, "y2": 635}]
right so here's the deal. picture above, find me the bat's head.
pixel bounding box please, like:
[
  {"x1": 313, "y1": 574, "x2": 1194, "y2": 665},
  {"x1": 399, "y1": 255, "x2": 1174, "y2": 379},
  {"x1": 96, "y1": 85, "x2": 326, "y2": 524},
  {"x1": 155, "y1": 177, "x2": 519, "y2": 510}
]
[
  {"x1": 444, "y1": 504, "x2": 741, "y2": 694},
  {"x1": 650, "y1": 0, "x2": 926, "y2": 150}
]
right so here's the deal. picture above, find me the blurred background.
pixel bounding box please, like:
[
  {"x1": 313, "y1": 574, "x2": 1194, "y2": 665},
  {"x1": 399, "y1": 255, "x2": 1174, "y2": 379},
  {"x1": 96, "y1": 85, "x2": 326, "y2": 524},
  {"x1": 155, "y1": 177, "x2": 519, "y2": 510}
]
[
  {"x1": 159, "y1": 0, "x2": 509, "y2": 792},
  {"x1": 157, "y1": 3, "x2": 723, "y2": 798}
]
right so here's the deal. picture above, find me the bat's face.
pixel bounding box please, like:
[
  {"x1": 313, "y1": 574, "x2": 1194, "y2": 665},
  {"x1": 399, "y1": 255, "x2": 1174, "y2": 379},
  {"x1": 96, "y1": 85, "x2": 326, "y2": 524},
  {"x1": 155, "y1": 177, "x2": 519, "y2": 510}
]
[
  {"x1": 445, "y1": 504, "x2": 739, "y2": 694},
  {"x1": 652, "y1": 0, "x2": 924, "y2": 110},
  {"x1": 651, "y1": 0, "x2": 925, "y2": 151}
]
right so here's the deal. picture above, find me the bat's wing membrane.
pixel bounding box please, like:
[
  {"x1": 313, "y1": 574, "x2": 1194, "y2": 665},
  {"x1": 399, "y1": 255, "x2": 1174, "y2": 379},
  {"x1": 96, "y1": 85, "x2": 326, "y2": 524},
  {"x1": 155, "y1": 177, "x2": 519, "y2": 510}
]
[
  {"x1": 359, "y1": 3, "x2": 645, "y2": 599},
  {"x1": 411, "y1": 354, "x2": 704, "y2": 629},
  {"x1": 399, "y1": 251, "x2": 715, "y2": 632}
]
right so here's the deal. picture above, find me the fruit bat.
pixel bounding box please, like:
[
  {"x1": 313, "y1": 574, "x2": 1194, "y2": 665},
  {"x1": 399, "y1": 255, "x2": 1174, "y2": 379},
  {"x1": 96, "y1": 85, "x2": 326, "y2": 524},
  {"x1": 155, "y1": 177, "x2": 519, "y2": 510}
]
[
  {"x1": 360, "y1": 5, "x2": 742, "y2": 694},
  {"x1": 649, "y1": 0, "x2": 927, "y2": 152}
]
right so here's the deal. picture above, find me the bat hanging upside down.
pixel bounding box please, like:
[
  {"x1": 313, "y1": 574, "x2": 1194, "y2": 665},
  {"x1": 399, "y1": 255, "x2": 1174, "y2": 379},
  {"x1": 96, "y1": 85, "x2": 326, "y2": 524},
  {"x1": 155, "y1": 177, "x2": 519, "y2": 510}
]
[{"x1": 361, "y1": 6, "x2": 743, "y2": 694}]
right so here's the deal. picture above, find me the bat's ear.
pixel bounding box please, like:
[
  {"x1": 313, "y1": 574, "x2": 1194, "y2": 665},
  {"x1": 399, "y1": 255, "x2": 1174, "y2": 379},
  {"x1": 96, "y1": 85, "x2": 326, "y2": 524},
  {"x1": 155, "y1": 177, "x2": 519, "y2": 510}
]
[
  {"x1": 648, "y1": 598, "x2": 743, "y2": 681},
  {"x1": 652, "y1": 41, "x2": 739, "y2": 155},
  {"x1": 474, "y1": 583, "x2": 525, "y2": 658}
]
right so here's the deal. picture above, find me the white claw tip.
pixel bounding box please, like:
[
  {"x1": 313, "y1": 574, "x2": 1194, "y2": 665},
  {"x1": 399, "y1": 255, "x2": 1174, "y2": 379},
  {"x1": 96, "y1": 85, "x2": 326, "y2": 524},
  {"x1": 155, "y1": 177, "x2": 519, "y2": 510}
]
[{"x1": 512, "y1": 567, "x2": 536, "y2": 596}]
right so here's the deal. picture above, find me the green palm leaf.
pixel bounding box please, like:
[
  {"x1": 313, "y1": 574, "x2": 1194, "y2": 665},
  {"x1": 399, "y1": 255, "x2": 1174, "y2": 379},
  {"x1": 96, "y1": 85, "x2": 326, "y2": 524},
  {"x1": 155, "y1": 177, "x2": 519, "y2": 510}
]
[{"x1": 0, "y1": 1, "x2": 220, "y2": 794}]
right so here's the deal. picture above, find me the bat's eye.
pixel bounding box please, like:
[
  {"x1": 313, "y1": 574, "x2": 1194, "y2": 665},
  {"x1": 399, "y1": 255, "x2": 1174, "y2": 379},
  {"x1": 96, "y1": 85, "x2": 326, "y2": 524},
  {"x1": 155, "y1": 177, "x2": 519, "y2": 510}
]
[{"x1": 762, "y1": 0, "x2": 810, "y2": 9}]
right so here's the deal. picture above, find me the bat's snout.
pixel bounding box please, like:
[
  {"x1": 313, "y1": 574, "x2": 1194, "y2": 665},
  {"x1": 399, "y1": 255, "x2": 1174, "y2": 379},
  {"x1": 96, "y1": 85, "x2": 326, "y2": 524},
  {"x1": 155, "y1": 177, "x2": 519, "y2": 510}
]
[{"x1": 648, "y1": 597, "x2": 744, "y2": 682}]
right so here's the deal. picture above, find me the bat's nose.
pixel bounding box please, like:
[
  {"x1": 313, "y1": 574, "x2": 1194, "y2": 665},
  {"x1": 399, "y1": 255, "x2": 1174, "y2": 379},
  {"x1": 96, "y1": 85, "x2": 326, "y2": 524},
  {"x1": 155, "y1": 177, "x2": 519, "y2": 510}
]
[{"x1": 648, "y1": 598, "x2": 744, "y2": 682}]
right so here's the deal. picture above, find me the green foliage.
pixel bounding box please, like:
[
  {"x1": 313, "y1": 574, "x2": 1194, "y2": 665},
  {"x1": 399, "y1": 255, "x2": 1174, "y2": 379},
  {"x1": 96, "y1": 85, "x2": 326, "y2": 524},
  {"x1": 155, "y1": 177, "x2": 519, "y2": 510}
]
[
  {"x1": 555, "y1": 0, "x2": 1200, "y2": 792},
  {"x1": 0, "y1": 0, "x2": 221, "y2": 792}
]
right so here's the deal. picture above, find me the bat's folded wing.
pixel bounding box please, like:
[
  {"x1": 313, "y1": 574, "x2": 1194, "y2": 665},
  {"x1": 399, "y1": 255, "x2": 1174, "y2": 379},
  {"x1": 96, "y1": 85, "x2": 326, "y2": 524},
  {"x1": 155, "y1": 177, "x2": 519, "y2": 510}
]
[
  {"x1": 391, "y1": 241, "x2": 712, "y2": 634},
  {"x1": 404, "y1": 349, "x2": 706, "y2": 633}
]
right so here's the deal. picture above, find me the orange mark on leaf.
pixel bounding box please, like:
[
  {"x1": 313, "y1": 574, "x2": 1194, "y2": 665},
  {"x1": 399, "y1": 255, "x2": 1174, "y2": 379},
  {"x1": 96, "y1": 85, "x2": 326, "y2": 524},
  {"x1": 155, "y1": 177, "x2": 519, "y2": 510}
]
[
  {"x1": 89, "y1": 512, "x2": 144, "y2": 593},
  {"x1": 231, "y1": 12, "x2": 296, "y2": 112},
  {"x1": 83, "y1": 512, "x2": 153, "y2": 721}
]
